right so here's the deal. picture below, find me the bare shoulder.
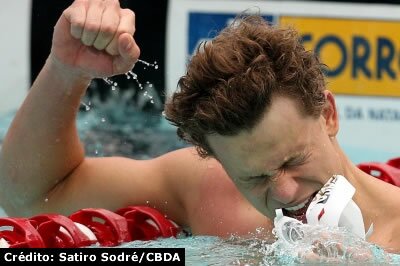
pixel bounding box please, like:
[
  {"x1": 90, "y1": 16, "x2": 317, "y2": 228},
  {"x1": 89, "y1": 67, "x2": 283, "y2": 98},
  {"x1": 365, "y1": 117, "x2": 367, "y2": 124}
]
[
  {"x1": 162, "y1": 148, "x2": 274, "y2": 237},
  {"x1": 152, "y1": 147, "x2": 224, "y2": 209},
  {"x1": 154, "y1": 146, "x2": 216, "y2": 182}
]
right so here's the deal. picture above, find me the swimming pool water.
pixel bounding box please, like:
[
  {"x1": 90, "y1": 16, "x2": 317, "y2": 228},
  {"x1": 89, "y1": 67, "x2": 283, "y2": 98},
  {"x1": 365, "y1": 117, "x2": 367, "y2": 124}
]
[
  {"x1": 104, "y1": 232, "x2": 400, "y2": 265},
  {"x1": 75, "y1": 91, "x2": 189, "y2": 159}
]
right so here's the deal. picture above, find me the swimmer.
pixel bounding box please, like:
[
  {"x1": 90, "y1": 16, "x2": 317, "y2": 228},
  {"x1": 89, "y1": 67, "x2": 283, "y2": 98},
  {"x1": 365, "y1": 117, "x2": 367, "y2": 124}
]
[{"x1": 1, "y1": 0, "x2": 400, "y2": 253}]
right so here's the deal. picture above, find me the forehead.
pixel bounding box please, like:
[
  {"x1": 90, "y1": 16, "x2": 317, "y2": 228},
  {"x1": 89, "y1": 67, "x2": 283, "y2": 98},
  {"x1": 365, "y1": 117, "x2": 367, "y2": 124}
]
[{"x1": 207, "y1": 96, "x2": 316, "y2": 174}]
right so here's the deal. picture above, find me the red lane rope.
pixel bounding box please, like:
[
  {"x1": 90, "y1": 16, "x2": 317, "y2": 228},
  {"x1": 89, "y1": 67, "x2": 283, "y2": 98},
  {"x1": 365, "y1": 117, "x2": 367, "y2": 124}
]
[
  {"x1": 0, "y1": 206, "x2": 180, "y2": 248},
  {"x1": 357, "y1": 157, "x2": 400, "y2": 187}
]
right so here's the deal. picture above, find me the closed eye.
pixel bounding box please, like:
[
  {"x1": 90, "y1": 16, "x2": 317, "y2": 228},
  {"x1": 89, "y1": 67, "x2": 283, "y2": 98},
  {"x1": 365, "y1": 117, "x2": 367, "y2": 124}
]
[
  {"x1": 238, "y1": 173, "x2": 276, "y2": 190},
  {"x1": 281, "y1": 151, "x2": 311, "y2": 169},
  {"x1": 237, "y1": 151, "x2": 311, "y2": 189}
]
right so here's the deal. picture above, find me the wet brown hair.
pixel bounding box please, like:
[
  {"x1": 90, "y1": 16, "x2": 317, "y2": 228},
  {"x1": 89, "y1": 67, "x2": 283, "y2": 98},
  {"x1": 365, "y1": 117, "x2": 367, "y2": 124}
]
[{"x1": 164, "y1": 15, "x2": 326, "y2": 157}]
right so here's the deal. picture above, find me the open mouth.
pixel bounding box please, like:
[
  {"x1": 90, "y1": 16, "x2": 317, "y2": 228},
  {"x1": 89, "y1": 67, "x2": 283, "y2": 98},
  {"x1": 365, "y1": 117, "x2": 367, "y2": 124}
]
[{"x1": 282, "y1": 192, "x2": 318, "y2": 223}]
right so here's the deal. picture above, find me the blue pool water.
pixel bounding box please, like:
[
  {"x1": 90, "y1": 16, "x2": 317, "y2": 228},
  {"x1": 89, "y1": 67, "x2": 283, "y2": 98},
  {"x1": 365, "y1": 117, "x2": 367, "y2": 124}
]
[
  {"x1": 113, "y1": 230, "x2": 400, "y2": 265},
  {"x1": 1, "y1": 90, "x2": 400, "y2": 264}
]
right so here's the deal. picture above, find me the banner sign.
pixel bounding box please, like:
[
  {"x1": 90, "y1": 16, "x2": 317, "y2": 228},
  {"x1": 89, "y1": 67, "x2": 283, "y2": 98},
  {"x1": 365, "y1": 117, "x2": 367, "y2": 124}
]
[
  {"x1": 188, "y1": 13, "x2": 275, "y2": 57},
  {"x1": 280, "y1": 16, "x2": 400, "y2": 97}
]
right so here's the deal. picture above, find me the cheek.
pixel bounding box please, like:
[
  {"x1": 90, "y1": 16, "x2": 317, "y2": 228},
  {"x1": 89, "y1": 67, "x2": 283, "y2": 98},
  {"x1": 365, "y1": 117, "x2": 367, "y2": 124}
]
[
  {"x1": 311, "y1": 144, "x2": 343, "y2": 181},
  {"x1": 234, "y1": 181, "x2": 256, "y2": 198},
  {"x1": 305, "y1": 127, "x2": 341, "y2": 177},
  {"x1": 235, "y1": 182, "x2": 266, "y2": 206}
]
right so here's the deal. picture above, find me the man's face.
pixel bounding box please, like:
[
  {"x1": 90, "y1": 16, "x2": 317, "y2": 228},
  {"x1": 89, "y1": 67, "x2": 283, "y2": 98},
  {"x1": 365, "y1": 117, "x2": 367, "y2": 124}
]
[{"x1": 207, "y1": 95, "x2": 343, "y2": 221}]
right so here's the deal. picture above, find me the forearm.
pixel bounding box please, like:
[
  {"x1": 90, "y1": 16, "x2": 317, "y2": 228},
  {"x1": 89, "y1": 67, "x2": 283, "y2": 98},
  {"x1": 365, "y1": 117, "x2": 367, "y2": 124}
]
[
  {"x1": 0, "y1": 57, "x2": 91, "y2": 212},
  {"x1": 0, "y1": 0, "x2": 138, "y2": 215}
]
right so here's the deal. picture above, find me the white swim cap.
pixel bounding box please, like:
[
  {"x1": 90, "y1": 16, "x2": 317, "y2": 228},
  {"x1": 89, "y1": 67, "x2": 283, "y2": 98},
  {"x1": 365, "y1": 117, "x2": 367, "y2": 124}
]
[{"x1": 274, "y1": 175, "x2": 373, "y2": 243}]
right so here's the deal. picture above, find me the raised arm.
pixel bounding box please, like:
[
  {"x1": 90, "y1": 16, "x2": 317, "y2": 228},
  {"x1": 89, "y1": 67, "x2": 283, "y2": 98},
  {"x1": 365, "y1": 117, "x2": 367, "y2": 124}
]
[{"x1": 0, "y1": 0, "x2": 144, "y2": 216}]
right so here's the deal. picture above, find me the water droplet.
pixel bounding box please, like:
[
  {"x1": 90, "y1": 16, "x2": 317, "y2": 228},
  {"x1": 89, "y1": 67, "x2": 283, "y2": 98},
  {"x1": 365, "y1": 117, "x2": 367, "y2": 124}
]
[
  {"x1": 44, "y1": 198, "x2": 49, "y2": 202},
  {"x1": 111, "y1": 86, "x2": 116, "y2": 91},
  {"x1": 138, "y1": 59, "x2": 149, "y2": 66},
  {"x1": 137, "y1": 59, "x2": 159, "y2": 70},
  {"x1": 113, "y1": 82, "x2": 118, "y2": 86},
  {"x1": 149, "y1": 84, "x2": 153, "y2": 88},
  {"x1": 95, "y1": 150, "x2": 98, "y2": 155},
  {"x1": 128, "y1": 71, "x2": 138, "y2": 79},
  {"x1": 103, "y1": 77, "x2": 113, "y2": 85},
  {"x1": 81, "y1": 101, "x2": 91, "y2": 111},
  {"x1": 146, "y1": 200, "x2": 150, "y2": 204},
  {"x1": 101, "y1": 118, "x2": 106, "y2": 122},
  {"x1": 150, "y1": 100, "x2": 154, "y2": 104}
]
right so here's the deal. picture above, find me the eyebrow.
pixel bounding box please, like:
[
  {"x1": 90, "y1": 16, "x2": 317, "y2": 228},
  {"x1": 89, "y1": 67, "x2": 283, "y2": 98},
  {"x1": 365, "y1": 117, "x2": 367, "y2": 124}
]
[
  {"x1": 281, "y1": 153, "x2": 305, "y2": 166},
  {"x1": 240, "y1": 152, "x2": 308, "y2": 181}
]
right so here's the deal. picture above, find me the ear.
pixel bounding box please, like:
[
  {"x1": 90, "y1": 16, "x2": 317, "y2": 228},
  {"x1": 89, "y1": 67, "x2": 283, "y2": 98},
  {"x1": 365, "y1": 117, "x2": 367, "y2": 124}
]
[{"x1": 321, "y1": 90, "x2": 339, "y2": 137}]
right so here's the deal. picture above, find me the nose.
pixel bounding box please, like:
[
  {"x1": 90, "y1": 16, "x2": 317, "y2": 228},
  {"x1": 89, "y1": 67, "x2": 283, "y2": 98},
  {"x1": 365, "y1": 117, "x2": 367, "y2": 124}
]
[{"x1": 268, "y1": 170, "x2": 301, "y2": 205}]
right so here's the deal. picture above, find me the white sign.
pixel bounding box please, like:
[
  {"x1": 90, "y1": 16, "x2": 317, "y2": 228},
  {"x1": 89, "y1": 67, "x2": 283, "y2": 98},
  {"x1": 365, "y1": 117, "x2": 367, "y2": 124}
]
[{"x1": 0, "y1": 0, "x2": 30, "y2": 114}]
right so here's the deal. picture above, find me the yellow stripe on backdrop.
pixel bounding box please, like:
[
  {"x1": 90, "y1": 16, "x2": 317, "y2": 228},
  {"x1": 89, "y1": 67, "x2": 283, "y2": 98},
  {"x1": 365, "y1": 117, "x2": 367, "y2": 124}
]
[{"x1": 280, "y1": 16, "x2": 400, "y2": 97}]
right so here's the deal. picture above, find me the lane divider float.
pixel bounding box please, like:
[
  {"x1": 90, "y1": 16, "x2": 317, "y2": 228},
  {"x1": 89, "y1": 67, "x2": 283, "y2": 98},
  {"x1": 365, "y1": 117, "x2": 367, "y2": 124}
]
[
  {"x1": 357, "y1": 157, "x2": 400, "y2": 186},
  {"x1": 0, "y1": 206, "x2": 180, "y2": 248}
]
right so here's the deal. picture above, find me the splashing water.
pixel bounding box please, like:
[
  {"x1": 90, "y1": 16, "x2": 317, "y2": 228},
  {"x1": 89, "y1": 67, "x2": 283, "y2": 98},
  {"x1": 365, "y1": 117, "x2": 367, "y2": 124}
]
[
  {"x1": 146, "y1": 81, "x2": 153, "y2": 88},
  {"x1": 103, "y1": 78, "x2": 118, "y2": 91},
  {"x1": 75, "y1": 88, "x2": 188, "y2": 159},
  {"x1": 137, "y1": 59, "x2": 158, "y2": 70},
  {"x1": 254, "y1": 223, "x2": 399, "y2": 265},
  {"x1": 109, "y1": 225, "x2": 400, "y2": 266},
  {"x1": 125, "y1": 70, "x2": 143, "y2": 89},
  {"x1": 98, "y1": 59, "x2": 160, "y2": 107},
  {"x1": 81, "y1": 101, "x2": 91, "y2": 111}
]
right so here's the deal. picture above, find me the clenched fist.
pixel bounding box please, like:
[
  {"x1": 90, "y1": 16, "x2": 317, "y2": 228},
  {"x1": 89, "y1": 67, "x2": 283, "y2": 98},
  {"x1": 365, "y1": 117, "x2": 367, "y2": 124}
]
[{"x1": 50, "y1": 0, "x2": 140, "y2": 79}]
